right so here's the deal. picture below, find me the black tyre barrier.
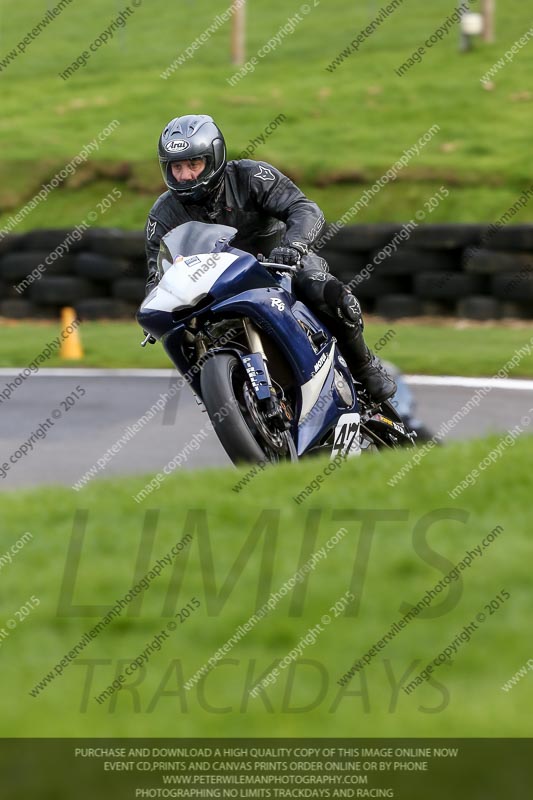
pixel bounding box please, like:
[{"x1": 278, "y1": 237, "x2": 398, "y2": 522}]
[
  {"x1": 370, "y1": 248, "x2": 460, "y2": 276},
  {"x1": 489, "y1": 224, "x2": 533, "y2": 251},
  {"x1": 457, "y1": 296, "x2": 502, "y2": 320},
  {"x1": 0, "y1": 299, "x2": 37, "y2": 319},
  {"x1": 501, "y1": 301, "x2": 533, "y2": 319},
  {"x1": 75, "y1": 298, "x2": 138, "y2": 320},
  {"x1": 0, "y1": 233, "x2": 23, "y2": 256},
  {"x1": 407, "y1": 224, "x2": 486, "y2": 250},
  {"x1": 464, "y1": 249, "x2": 533, "y2": 273},
  {"x1": 0, "y1": 298, "x2": 55, "y2": 319},
  {"x1": 0, "y1": 225, "x2": 530, "y2": 319},
  {"x1": 29, "y1": 276, "x2": 100, "y2": 305},
  {"x1": 374, "y1": 294, "x2": 423, "y2": 318},
  {"x1": 18, "y1": 228, "x2": 89, "y2": 252},
  {"x1": 0, "y1": 252, "x2": 76, "y2": 281},
  {"x1": 321, "y1": 223, "x2": 401, "y2": 252},
  {"x1": 88, "y1": 229, "x2": 145, "y2": 258},
  {"x1": 420, "y1": 299, "x2": 456, "y2": 316},
  {"x1": 126, "y1": 258, "x2": 149, "y2": 277},
  {"x1": 111, "y1": 278, "x2": 146, "y2": 303},
  {"x1": 414, "y1": 271, "x2": 487, "y2": 300},
  {"x1": 321, "y1": 249, "x2": 369, "y2": 280},
  {"x1": 74, "y1": 252, "x2": 131, "y2": 281},
  {"x1": 0, "y1": 281, "x2": 19, "y2": 301},
  {"x1": 492, "y1": 272, "x2": 533, "y2": 302},
  {"x1": 349, "y1": 273, "x2": 407, "y2": 299}
]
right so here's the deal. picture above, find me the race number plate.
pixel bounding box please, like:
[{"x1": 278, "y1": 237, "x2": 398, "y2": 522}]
[{"x1": 331, "y1": 412, "x2": 361, "y2": 458}]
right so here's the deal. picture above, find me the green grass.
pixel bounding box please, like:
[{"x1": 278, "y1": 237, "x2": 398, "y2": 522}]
[
  {"x1": 1, "y1": 435, "x2": 531, "y2": 737},
  {"x1": 5, "y1": 180, "x2": 533, "y2": 233},
  {"x1": 368, "y1": 321, "x2": 533, "y2": 377},
  {"x1": 1, "y1": 0, "x2": 533, "y2": 227},
  {"x1": 2, "y1": 319, "x2": 533, "y2": 376}
]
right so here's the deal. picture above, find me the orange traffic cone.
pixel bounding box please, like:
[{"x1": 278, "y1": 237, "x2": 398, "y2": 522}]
[{"x1": 60, "y1": 307, "x2": 83, "y2": 360}]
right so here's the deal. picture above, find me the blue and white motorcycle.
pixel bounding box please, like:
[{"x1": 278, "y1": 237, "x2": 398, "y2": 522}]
[{"x1": 137, "y1": 221, "x2": 414, "y2": 465}]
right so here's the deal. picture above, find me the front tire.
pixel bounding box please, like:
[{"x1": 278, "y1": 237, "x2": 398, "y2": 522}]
[{"x1": 200, "y1": 353, "x2": 296, "y2": 466}]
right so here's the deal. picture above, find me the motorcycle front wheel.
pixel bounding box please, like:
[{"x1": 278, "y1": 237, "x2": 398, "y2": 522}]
[{"x1": 200, "y1": 353, "x2": 296, "y2": 466}]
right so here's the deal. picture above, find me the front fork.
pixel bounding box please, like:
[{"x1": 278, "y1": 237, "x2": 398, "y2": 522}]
[
  {"x1": 242, "y1": 318, "x2": 290, "y2": 431},
  {"x1": 242, "y1": 318, "x2": 265, "y2": 360}
]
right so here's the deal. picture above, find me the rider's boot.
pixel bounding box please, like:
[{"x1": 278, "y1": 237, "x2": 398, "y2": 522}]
[{"x1": 333, "y1": 287, "x2": 397, "y2": 403}]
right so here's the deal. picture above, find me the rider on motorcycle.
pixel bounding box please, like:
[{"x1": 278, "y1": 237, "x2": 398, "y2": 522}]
[{"x1": 144, "y1": 114, "x2": 396, "y2": 403}]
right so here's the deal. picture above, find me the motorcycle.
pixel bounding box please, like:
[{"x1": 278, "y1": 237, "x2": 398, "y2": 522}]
[{"x1": 137, "y1": 221, "x2": 415, "y2": 465}]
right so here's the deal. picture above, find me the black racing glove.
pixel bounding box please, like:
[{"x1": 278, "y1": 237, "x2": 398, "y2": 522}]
[
  {"x1": 268, "y1": 246, "x2": 301, "y2": 266},
  {"x1": 268, "y1": 241, "x2": 309, "y2": 266}
]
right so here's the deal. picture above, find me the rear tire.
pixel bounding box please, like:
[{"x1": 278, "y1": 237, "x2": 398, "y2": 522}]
[
  {"x1": 360, "y1": 399, "x2": 416, "y2": 450},
  {"x1": 200, "y1": 353, "x2": 296, "y2": 466}
]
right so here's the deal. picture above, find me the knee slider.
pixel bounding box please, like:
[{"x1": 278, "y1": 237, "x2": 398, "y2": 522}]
[{"x1": 325, "y1": 283, "x2": 363, "y2": 330}]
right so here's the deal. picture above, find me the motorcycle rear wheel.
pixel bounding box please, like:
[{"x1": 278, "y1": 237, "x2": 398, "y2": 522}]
[{"x1": 359, "y1": 398, "x2": 416, "y2": 450}]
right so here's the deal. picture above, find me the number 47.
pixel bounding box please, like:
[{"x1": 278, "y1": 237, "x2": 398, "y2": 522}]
[{"x1": 332, "y1": 414, "x2": 360, "y2": 458}]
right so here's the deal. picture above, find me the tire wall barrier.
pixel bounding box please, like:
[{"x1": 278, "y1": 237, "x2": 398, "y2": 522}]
[
  {"x1": 0, "y1": 228, "x2": 146, "y2": 321},
  {"x1": 321, "y1": 223, "x2": 533, "y2": 320},
  {"x1": 0, "y1": 225, "x2": 532, "y2": 320}
]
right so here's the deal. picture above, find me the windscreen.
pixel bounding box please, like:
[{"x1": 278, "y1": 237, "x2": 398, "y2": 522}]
[{"x1": 157, "y1": 221, "x2": 238, "y2": 275}]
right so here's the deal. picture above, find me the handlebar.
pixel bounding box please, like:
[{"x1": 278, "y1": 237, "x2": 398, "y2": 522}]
[{"x1": 260, "y1": 260, "x2": 299, "y2": 273}]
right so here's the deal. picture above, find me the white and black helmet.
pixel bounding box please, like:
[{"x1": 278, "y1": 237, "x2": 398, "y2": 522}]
[{"x1": 158, "y1": 114, "x2": 226, "y2": 203}]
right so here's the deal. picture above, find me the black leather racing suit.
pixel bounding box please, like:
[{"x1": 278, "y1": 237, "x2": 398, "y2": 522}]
[{"x1": 144, "y1": 159, "x2": 363, "y2": 333}]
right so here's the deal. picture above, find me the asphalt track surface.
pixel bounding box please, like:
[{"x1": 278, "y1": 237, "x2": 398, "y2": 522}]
[{"x1": 0, "y1": 369, "x2": 531, "y2": 491}]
